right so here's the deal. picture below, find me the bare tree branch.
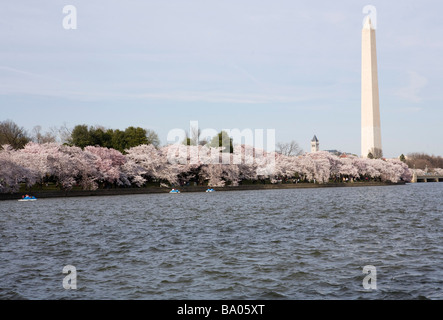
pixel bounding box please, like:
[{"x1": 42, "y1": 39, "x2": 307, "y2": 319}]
[{"x1": 276, "y1": 140, "x2": 303, "y2": 156}]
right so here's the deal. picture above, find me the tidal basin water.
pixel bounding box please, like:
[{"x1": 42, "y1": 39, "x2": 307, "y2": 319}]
[{"x1": 1, "y1": 183, "x2": 442, "y2": 300}]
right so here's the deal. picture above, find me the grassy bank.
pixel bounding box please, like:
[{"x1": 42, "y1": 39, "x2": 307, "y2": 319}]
[{"x1": 0, "y1": 181, "x2": 406, "y2": 201}]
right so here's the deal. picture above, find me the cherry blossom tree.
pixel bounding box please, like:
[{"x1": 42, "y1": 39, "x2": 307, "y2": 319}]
[
  {"x1": 385, "y1": 158, "x2": 412, "y2": 182},
  {"x1": 338, "y1": 156, "x2": 359, "y2": 180},
  {"x1": 125, "y1": 144, "x2": 191, "y2": 186},
  {"x1": 0, "y1": 138, "x2": 414, "y2": 193},
  {"x1": 84, "y1": 146, "x2": 128, "y2": 187},
  {"x1": 125, "y1": 144, "x2": 163, "y2": 181},
  {"x1": 121, "y1": 159, "x2": 146, "y2": 187},
  {"x1": 59, "y1": 146, "x2": 100, "y2": 190},
  {"x1": 234, "y1": 145, "x2": 259, "y2": 181},
  {"x1": 0, "y1": 145, "x2": 35, "y2": 193}
]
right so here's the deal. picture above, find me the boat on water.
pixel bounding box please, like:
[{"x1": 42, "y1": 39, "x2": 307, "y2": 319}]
[
  {"x1": 18, "y1": 196, "x2": 37, "y2": 202},
  {"x1": 206, "y1": 188, "x2": 215, "y2": 193},
  {"x1": 169, "y1": 189, "x2": 180, "y2": 194}
]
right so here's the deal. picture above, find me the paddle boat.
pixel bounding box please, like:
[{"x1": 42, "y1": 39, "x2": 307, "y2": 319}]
[
  {"x1": 18, "y1": 195, "x2": 37, "y2": 202},
  {"x1": 169, "y1": 189, "x2": 180, "y2": 194},
  {"x1": 205, "y1": 188, "x2": 215, "y2": 193}
]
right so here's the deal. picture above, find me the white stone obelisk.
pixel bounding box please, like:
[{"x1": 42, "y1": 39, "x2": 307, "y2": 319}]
[{"x1": 361, "y1": 17, "x2": 382, "y2": 158}]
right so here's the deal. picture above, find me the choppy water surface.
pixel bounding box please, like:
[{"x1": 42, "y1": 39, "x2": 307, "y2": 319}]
[{"x1": 1, "y1": 183, "x2": 442, "y2": 300}]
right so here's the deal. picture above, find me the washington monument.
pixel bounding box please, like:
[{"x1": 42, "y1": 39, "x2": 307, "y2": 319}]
[{"x1": 361, "y1": 17, "x2": 382, "y2": 158}]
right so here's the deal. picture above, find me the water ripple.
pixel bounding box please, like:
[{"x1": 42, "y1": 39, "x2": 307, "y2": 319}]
[{"x1": 0, "y1": 183, "x2": 442, "y2": 299}]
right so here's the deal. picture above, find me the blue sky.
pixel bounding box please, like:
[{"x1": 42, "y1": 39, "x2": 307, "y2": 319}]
[{"x1": 0, "y1": 0, "x2": 442, "y2": 158}]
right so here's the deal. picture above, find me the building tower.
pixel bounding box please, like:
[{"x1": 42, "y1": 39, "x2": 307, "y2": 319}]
[
  {"x1": 311, "y1": 135, "x2": 319, "y2": 153},
  {"x1": 361, "y1": 17, "x2": 382, "y2": 158}
]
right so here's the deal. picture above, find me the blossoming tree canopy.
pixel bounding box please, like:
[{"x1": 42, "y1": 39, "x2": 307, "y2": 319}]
[{"x1": 0, "y1": 142, "x2": 414, "y2": 193}]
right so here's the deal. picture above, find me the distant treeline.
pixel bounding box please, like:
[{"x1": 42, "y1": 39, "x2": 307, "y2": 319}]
[
  {"x1": 0, "y1": 120, "x2": 160, "y2": 153},
  {"x1": 0, "y1": 120, "x2": 239, "y2": 154},
  {"x1": 69, "y1": 125, "x2": 160, "y2": 152},
  {"x1": 406, "y1": 153, "x2": 443, "y2": 170}
]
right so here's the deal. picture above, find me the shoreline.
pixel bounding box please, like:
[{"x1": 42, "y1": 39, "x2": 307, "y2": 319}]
[{"x1": 0, "y1": 181, "x2": 406, "y2": 201}]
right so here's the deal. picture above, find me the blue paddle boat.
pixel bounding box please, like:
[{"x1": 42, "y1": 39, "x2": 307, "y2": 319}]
[{"x1": 19, "y1": 195, "x2": 37, "y2": 202}]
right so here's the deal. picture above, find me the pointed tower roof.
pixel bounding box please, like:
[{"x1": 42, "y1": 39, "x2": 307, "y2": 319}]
[
  {"x1": 311, "y1": 135, "x2": 318, "y2": 142},
  {"x1": 363, "y1": 16, "x2": 374, "y2": 30}
]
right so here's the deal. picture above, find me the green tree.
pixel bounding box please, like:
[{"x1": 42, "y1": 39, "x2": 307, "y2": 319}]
[
  {"x1": 90, "y1": 127, "x2": 113, "y2": 148},
  {"x1": 124, "y1": 127, "x2": 148, "y2": 148},
  {"x1": 70, "y1": 124, "x2": 160, "y2": 152},
  {"x1": 210, "y1": 130, "x2": 233, "y2": 153},
  {"x1": 399, "y1": 154, "x2": 406, "y2": 163},
  {"x1": 367, "y1": 152, "x2": 374, "y2": 159},
  {"x1": 111, "y1": 129, "x2": 127, "y2": 152},
  {"x1": 71, "y1": 125, "x2": 94, "y2": 148},
  {"x1": 183, "y1": 137, "x2": 193, "y2": 146}
]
